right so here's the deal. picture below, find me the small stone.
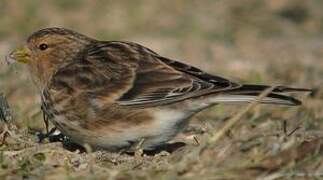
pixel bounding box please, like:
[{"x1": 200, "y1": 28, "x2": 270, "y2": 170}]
[{"x1": 0, "y1": 93, "x2": 12, "y2": 123}]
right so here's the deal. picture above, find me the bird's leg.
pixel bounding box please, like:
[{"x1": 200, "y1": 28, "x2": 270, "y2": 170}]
[
  {"x1": 38, "y1": 104, "x2": 51, "y2": 142},
  {"x1": 37, "y1": 126, "x2": 66, "y2": 143},
  {"x1": 38, "y1": 104, "x2": 66, "y2": 143},
  {"x1": 41, "y1": 104, "x2": 49, "y2": 135}
]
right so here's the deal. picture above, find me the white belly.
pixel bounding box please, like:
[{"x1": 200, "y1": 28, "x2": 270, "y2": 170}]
[
  {"x1": 92, "y1": 108, "x2": 193, "y2": 150},
  {"x1": 51, "y1": 107, "x2": 202, "y2": 151}
]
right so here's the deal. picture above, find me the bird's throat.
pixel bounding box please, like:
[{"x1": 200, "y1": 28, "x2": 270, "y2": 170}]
[{"x1": 29, "y1": 60, "x2": 56, "y2": 90}]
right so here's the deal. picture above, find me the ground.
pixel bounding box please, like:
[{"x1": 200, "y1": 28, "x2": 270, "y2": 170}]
[{"x1": 0, "y1": 0, "x2": 323, "y2": 179}]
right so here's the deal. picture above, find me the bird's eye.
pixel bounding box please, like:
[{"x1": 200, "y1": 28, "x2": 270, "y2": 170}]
[{"x1": 39, "y1": 43, "x2": 48, "y2": 51}]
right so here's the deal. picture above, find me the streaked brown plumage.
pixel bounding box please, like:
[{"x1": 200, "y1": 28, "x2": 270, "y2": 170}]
[{"x1": 10, "y1": 27, "x2": 310, "y2": 151}]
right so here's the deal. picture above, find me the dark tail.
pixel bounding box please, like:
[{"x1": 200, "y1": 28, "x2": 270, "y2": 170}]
[{"x1": 213, "y1": 84, "x2": 311, "y2": 106}]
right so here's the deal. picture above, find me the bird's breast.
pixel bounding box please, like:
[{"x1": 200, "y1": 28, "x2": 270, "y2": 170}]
[{"x1": 40, "y1": 89, "x2": 206, "y2": 150}]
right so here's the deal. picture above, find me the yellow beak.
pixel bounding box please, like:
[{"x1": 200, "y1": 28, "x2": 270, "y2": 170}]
[{"x1": 9, "y1": 47, "x2": 31, "y2": 64}]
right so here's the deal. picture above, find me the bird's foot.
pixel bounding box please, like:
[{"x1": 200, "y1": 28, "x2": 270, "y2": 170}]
[{"x1": 37, "y1": 127, "x2": 66, "y2": 143}]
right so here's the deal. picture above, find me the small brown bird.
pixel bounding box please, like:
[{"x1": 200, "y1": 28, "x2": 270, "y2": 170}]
[{"x1": 9, "y1": 27, "x2": 309, "y2": 151}]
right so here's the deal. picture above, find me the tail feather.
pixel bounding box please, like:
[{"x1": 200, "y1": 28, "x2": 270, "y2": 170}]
[
  {"x1": 228, "y1": 84, "x2": 312, "y2": 94},
  {"x1": 213, "y1": 93, "x2": 301, "y2": 106},
  {"x1": 213, "y1": 84, "x2": 311, "y2": 106}
]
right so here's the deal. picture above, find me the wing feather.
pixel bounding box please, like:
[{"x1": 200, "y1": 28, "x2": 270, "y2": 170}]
[{"x1": 50, "y1": 41, "x2": 241, "y2": 108}]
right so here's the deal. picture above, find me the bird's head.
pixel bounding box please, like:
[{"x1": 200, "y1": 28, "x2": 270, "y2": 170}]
[{"x1": 9, "y1": 27, "x2": 94, "y2": 87}]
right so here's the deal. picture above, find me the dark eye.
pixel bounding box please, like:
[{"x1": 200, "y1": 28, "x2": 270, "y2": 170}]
[{"x1": 39, "y1": 43, "x2": 48, "y2": 51}]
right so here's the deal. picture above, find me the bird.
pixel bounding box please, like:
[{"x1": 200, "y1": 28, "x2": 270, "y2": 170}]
[{"x1": 9, "y1": 27, "x2": 310, "y2": 151}]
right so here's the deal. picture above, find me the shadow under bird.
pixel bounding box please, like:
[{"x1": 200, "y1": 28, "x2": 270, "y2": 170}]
[{"x1": 9, "y1": 27, "x2": 310, "y2": 151}]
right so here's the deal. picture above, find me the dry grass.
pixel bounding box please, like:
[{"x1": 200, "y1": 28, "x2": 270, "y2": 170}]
[{"x1": 1, "y1": 0, "x2": 323, "y2": 179}]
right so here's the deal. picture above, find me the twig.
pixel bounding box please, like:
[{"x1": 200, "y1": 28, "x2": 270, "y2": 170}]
[
  {"x1": 0, "y1": 127, "x2": 10, "y2": 147},
  {"x1": 4, "y1": 55, "x2": 12, "y2": 65},
  {"x1": 132, "y1": 161, "x2": 144, "y2": 170},
  {"x1": 134, "y1": 138, "x2": 145, "y2": 158},
  {"x1": 193, "y1": 136, "x2": 200, "y2": 146},
  {"x1": 283, "y1": 120, "x2": 287, "y2": 134},
  {"x1": 208, "y1": 86, "x2": 276, "y2": 144},
  {"x1": 287, "y1": 126, "x2": 301, "y2": 137},
  {"x1": 282, "y1": 120, "x2": 301, "y2": 137}
]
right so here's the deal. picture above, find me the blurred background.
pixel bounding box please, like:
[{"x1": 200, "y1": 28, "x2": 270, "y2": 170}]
[{"x1": 0, "y1": 0, "x2": 322, "y2": 179}]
